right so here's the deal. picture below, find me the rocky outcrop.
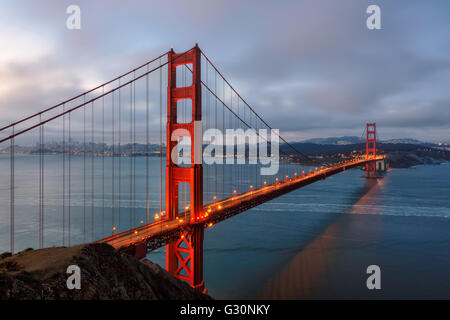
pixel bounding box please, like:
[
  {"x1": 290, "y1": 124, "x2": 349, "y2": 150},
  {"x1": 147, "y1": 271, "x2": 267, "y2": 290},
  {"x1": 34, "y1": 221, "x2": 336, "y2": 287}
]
[{"x1": 0, "y1": 243, "x2": 211, "y2": 300}]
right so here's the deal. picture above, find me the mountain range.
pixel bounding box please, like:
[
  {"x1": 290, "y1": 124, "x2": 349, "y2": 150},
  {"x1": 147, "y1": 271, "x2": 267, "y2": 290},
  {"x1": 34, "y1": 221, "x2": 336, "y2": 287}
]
[{"x1": 300, "y1": 136, "x2": 444, "y2": 146}]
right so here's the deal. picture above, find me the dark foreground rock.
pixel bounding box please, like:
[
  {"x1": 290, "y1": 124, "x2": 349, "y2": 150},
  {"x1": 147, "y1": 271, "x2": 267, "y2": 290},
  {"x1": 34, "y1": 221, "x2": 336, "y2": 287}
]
[{"x1": 0, "y1": 243, "x2": 211, "y2": 300}]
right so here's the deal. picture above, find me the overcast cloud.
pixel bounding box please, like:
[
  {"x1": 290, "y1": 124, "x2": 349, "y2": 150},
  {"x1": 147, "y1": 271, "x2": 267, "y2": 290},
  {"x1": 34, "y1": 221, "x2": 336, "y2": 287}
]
[{"x1": 0, "y1": 0, "x2": 449, "y2": 142}]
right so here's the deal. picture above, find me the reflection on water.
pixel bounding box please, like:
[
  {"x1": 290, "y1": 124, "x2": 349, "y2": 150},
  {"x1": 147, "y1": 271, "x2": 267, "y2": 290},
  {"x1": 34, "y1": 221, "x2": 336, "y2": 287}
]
[{"x1": 256, "y1": 179, "x2": 382, "y2": 299}]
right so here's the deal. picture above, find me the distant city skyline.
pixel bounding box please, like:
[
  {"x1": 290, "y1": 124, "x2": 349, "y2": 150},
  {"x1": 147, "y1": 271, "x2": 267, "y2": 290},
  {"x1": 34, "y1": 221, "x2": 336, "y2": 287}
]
[{"x1": 0, "y1": 1, "x2": 449, "y2": 142}]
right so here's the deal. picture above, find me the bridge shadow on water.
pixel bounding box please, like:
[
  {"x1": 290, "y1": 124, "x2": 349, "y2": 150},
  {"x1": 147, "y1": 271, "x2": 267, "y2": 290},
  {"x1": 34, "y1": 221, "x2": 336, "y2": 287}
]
[
  {"x1": 249, "y1": 176, "x2": 388, "y2": 299},
  {"x1": 251, "y1": 177, "x2": 383, "y2": 299},
  {"x1": 255, "y1": 179, "x2": 381, "y2": 299}
]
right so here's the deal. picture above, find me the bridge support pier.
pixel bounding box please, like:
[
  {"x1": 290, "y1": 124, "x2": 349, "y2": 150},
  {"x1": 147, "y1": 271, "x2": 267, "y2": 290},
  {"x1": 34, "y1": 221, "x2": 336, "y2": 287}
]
[
  {"x1": 376, "y1": 159, "x2": 386, "y2": 172},
  {"x1": 166, "y1": 225, "x2": 205, "y2": 292},
  {"x1": 165, "y1": 45, "x2": 205, "y2": 292}
]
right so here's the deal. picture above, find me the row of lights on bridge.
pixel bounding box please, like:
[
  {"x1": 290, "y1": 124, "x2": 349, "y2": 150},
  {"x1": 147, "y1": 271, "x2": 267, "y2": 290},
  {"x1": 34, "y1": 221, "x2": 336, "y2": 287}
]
[{"x1": 112, "y1": 157, "x2": 376, "y2": 240}]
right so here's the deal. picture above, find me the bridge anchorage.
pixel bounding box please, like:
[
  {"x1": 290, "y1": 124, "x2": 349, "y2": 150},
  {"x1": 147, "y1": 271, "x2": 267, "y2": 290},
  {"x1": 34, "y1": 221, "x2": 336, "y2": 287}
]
[{"x1": 1, "y1": 43, "x2": 386, "y2": 293}]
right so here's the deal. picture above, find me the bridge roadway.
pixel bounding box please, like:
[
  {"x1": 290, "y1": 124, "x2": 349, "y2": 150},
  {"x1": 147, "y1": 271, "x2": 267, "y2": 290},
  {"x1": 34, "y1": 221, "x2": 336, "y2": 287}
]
[{"x1": 99, "y1": 156, "x2": 385, "y2": 256}]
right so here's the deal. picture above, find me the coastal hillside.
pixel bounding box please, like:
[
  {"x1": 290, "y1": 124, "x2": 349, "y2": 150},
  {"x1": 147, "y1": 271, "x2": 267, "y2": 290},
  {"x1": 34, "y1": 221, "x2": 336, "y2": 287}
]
[
  {"x1": 281, "y1": 142, "x2": 450, "y2": 168},
  {"x1": 0, "y1": 243, "x2": 211, "y2": 300}
]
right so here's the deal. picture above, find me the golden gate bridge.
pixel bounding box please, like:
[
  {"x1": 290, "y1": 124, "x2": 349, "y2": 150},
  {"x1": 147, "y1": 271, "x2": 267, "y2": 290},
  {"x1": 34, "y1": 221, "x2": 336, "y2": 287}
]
[{"x1": 0, "y1": 45, "x2": 384, "y2": 293}]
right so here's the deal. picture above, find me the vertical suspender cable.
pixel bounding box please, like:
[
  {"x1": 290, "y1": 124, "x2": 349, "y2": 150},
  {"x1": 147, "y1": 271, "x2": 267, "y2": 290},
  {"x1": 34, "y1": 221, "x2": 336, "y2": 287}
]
[
  {"x1": 159, "y1": 58, "x2": 163, "y2": 217},
  {"x1": 205, "y1": 62, "x2": 209, "y2": 203},
  {"x1": 10, "y1": 125, "x2": 14, "y2": 253},
  {"x1": 183, "y1": 66, "x2": 187, "y2": 218},
  {"x1": 255, "y1": 115, "x2": 257, "y2": 188},
  {"x1": 129, "y1": 83, "x2": 132, "y2": 229},
  {"x1": 146, "y1": 65, "x2": 150, "y2": 224},
  {"x1": 118, "y1": 79, "x2": 122, "y2": 231},
  {"x1": 38, "y1": 119, "x2": 41, "y2": 248},
  {"x1": 62, "y1": 105, "x2": 65, "y2": 246},
  {"x1": 222, "y1": 78, "x2": 225, "y2": 200},
  {"x1": 112, "y1": 92, "x2": 115, "y2": 234},
  {"x1": 230, "y1": 88, "x2": 233, "y2": 195},
  {"x1": 91, "y1": 101, "x2": 94, "y2": 241},
  {"x1": 83, "y1": 95, "x2": 86, "y2": 242},
  {"x1": 42, "y1": 121, "x2": 45, "y2": 248},
  {"x1": 237, "y1": 98, "x2": 240, "y2": 194},
  {"x1": 183, "y1": 66, "x2": 186, "y2": 215},
  {"x1": 39, "y1": 115, "x2": 43, "y2": 248},
  {"x1": 102, "y1": 86, "x2": 105, "y2": 238},
  {"x1": 68, "y1": 112, "x2": 71, "y2": 245},
  {"x1": 132, "y1": 72, "x2": 136, "y2": 227},
  {"x1": 214, "y1": 69, "x2": 217, "y2": 199}
]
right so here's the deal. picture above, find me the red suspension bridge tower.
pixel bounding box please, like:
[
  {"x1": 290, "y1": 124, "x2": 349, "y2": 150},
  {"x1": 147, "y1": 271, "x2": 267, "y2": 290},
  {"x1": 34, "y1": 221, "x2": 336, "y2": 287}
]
[
  {"x1": 165, "y1": 45, "x2": 205, "y2": 292},
  {"x1": 366, "y1": 122, "x2": 377, "y2": 177}
]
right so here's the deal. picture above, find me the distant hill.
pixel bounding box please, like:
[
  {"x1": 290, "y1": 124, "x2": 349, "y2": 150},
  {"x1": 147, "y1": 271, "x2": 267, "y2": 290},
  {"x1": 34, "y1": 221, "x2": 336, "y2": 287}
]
[
  {"x1": 382, "y1": 138, "x2": 425, "y2": 145},
  {"x1": 301, "y1": 136, "x2": 360, "y2": 145},
  {"x1": 282, "y1": 142, "x2": 435, "y2": 155},
  {"x1": 280, "y1": 141, "x2": 450, "y2": 168},
  {"x1": 281, "y1": 142, "x2": 363, "y2": 155},
  {"x1": 300, "y1": 136, "x2": 436, "y2": 147}
]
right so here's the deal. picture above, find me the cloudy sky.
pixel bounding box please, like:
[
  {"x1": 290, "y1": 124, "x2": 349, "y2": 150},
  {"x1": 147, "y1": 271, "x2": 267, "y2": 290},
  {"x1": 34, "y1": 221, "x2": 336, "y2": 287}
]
[{"x1": 0, "y1": 0, "x2": 449, "y2": 142}]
